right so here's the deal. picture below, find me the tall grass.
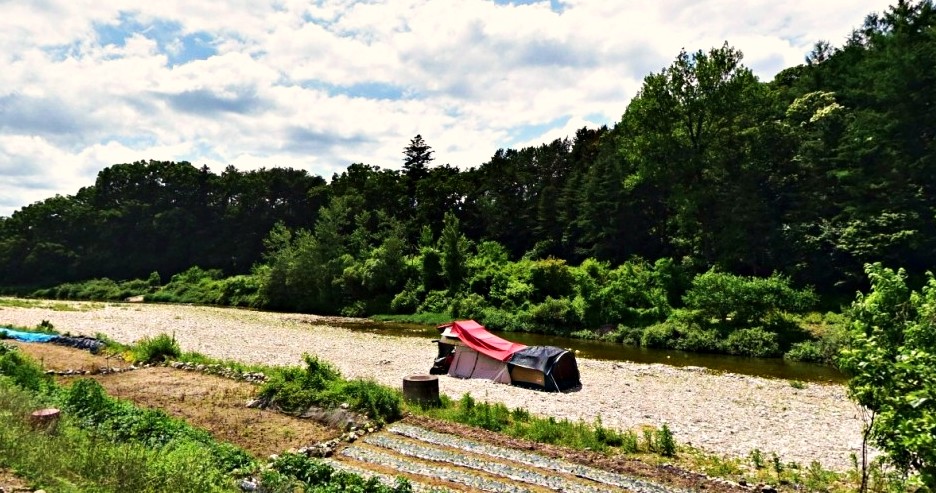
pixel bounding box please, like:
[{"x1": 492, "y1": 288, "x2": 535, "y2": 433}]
[
  {"x1": 420, "y1": 393, "x2": 651, "y2": 455},
  {"x1": 130, "y1": 333, "x2": 182, "y2": 364},
  {"x1": 259, "y1": 354, "x2": 403, "y2": 424}
]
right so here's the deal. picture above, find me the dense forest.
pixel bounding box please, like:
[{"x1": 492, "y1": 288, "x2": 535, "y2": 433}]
[{"x1": 2, "y1": 1, "x2": 934, "y2": 358}]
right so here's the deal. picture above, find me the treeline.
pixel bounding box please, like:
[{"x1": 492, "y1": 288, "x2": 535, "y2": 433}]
[{"x1": 2, "y1": 2, "x2": 935, "y2": 357}]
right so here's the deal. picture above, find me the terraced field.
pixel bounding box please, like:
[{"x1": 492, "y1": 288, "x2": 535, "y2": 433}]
[{"x1": 330, "y1": 423, "x2": 685, "y2": 492}]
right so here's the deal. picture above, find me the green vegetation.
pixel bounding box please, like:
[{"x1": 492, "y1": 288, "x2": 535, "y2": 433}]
[
  {"x1": 131, "y1": 333, "x2": 182, "y2": 365},
  {"x1": 0, "y1": 340, "x2": 412, "y2": 492},
  {"x1": 2, "y1": 1, "x2": 935, "y2": 364},
  {"x1": 259, "y1": 354, "x2": 403, "y2": 424},
  {"x1": 417, "y1": 393, "x2": 669, "y2": 456},
  {"x1": 840, "y1": 263, "x2": 936, "y2": 490}
]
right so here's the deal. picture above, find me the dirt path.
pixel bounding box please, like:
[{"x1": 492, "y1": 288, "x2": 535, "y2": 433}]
[{"x1": 0, "y1": 300, "x2": 866, "y2": 471}]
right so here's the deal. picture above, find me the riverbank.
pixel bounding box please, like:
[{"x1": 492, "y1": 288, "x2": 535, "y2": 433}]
[{"x1": 0, "y1": 300, "x2": 866, "y2": 471}]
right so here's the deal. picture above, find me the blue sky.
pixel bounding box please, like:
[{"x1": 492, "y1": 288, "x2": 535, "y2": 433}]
[{"x1": 0, "y1": 0, "x2": 896, "y2": 217}]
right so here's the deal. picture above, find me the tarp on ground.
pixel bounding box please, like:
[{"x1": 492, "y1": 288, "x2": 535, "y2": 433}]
[
  {"x1": 437, "y1": 320, "x2": 527, "y2": 362},
  {"x1": 0, "y1": 328, "x2": 58, "y2": 343}
]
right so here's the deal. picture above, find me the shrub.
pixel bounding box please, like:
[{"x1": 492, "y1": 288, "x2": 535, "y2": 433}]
[
  {"x1": 334, "y1": 379, "x2": 402, "y2": 423},
  {"x1": 673, "y1": 327, "x2": 721, "y2": 352},
  {"x1": 449, "y1": 292, "x2": 488, "y2": 320},
  {"x1": 417, "y1": 290, "x2": 450, "y2": 314},
  {"x1": 528, "y1": 297, "x2": 581, "y2": 334},
  {"x1": 655, "y1": 423, "x2": 677, "y2": 457},
  {"x1": 0, "y1": 344, "x2": 53, "y2": 392},
  {"x1": 529, "y1": 258, "x2": 575, "y2": 301},
  {"x1": 722, "y1": 328, "x2": 781, "y2": 357},
  {"x1": 131, "y1": 333, "x2": 181, "y2": 364},
  {"x1": 682, "y1": 270, "x2": 816, "y2": 329},
  {"x1": 641, "y1": 322, "x2": 678, "y2": 348},
  {"x1": 784, "y1": 340, "x2": 824, "y2": 362},
  {"x1": 390, "y1": 283, "x2": 421, "y2": 314}
]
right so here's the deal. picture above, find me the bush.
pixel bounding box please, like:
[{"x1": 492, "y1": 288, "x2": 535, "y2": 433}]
[
  {"x1": 641, "y1": 322, "x2": 678, "y2": 348},
  {"x1": 334, "y1": 379, "x2": 402, "y2": 423},
  {"x1": 131, "y1": 333, "x2": 181, "y2": 364},
  {"x1": 673, "y1": 328, "x2": 721, "y2": 352},
  {"x1": 0, "y1": 343, "x2": 53, "y2": 392},
  {"x1": 784, "y1": 341, "x2": 824, "y2": 362},
  {"x1": 682, "y1": 270, "x2": 816, "y2": 328},
  {"x1": 528, "y1": 297, "x2": 581, "y2": 334},
  {"x1": 417, "y1": 290, "x2": 450, "y2": 314},
  {"x1": 449, "y1": 292, "x2": 488, "y2": 320},
  {"x1": 722, "y1": 328, "x2": 781, "y2": 357},
  {"x1": 655, "y1": 423, "x2": 677, "y2": 457},
  {"x1": 390, "y1": 283, "x2": 421, "y2": 314}
]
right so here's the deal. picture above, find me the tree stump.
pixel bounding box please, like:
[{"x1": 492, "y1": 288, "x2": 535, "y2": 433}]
[
  {"x1": 30, "y1": 408, "x2": 60, "y2": 431},
  {"x1": 402, "y1": 375, "x2": 439, "y2": 405}
]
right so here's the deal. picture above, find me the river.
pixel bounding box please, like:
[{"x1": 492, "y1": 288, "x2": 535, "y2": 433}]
[{"x1": 335, "y1": 320, "x2": 846, "y2": 383}]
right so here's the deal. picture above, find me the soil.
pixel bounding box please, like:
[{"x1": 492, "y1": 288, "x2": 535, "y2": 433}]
[
  {"x1": 9, "y1": 341, "x2": 337, "y2": 459},
  {"x1": 5, "y1": 341, "x2": 747, "y2": 493}
]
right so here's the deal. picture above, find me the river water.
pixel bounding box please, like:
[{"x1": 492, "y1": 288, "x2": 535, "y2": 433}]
[{"x1": 334, "y1": 320, "x2": 845, "y2": 383}]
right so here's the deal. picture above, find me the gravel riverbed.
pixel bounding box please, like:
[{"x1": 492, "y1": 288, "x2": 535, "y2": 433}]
[{"x1": 0, "y1": 301, "x2": 866, "y2": 471}]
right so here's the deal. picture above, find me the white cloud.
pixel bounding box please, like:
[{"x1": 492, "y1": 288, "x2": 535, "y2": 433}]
[{"x1": 0, "y1": 0, "x2": 897, "y2": 217}]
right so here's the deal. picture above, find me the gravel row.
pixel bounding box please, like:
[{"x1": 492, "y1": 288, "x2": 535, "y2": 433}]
[
  {"x1": 341, "y1": 445, "x2": 536, "y2": 493},
  {"x1": 363, "y1": 433, "x2": 613, "y2": 493},
  {"x1": 387, "y1": 423, "x2": 681, "y2": 493},
  {"x1": 322, "y1": 458, "x2": 454, "y2": 493},
  {"x1": 0, "y1": 301, "x2": 866, "y2": 470}
]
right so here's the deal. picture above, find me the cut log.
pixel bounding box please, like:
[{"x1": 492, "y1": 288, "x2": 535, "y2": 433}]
[
  {"x1": 30, "y1": 408, "x2": 60, "y2": 430},
  {"x1": 402, "y1": 375, "x2": 439, "y2": 405}
]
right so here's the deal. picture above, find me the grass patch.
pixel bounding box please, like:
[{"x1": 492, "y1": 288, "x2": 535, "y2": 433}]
[
  {"x1": 0, "y1": 297, "x2": 94, "y2": 312},
  {"x1": 371, "y1": 312, "x2": 452, "y2": 326},
  {"x1": 417, "y1": 393, "x2": 665, "y2": 455},
  {"x1": 259, "y1": 354, "x2": 403, "y2": 424},
  {"x1": 130, "y1": 333, "x2": 182, "y2": 365}
]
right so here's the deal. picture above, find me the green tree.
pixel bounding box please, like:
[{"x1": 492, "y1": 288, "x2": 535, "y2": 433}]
[
  {"x1": 402, "y1": 134, "x2": 434, "y2": 180},
  {"x1": 840, "y1": 263, "x2": 936, "y2": 488},
  {"x1": 440, "y1": 212, "x2": 467, "y2": 295},
  {"x1": 620, "y1": 43, "x2": 777, "y2": 272}
]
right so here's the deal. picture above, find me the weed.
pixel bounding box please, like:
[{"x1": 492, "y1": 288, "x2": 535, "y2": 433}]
[
  {"x1": 642, "y1": 427, "x2": 656, "y2": 452},
  {"x1": 750, "y1": 448, "x2": 765, "y2": 469},
  {"x1": 655, "y1": 423, "x2": 677, "y2": 457},
  {"x1": 772, "y1": 453, "x2": 784, "y2": 479},
  {"x1": 130, "y1": 333, "x2": 181, "y2": 364},
  {"x1": 789, "y1": 380, "x2": 807, "y2": 390}
]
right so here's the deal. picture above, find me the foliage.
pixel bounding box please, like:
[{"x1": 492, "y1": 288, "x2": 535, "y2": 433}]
[
  {"x1": 0, "y1": 343, "x2": 54, "y2": 392},
  {"x1": 840, "y1": 263, "x2": 936, "y2": 487},
  {"x1": 259, "y1": 354, "x2": 403, "y2": 423},
  {"x1": 5, "y1": 2, "x2": 936, "y2": 368},
  {"x1": 130, "y1": 333, "x2": 182, "y2": 364},
  {"x1": 33, "y1": 276, "x2": 153, "y2": 301},
  {"x1": 270, "y1": 452, "x2": 413, "y2": 492},
  {"x1": 722, "y1": 328, "x2": 781, "y2": 357},
  {"x1": 0, "y1": 379, "x2": 239, "y2": 493},
  {"x1": 423, "y1": 393, "x2": 665, "y2": 456}
]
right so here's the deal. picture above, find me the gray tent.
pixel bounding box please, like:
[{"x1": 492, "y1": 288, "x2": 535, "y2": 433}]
[{"x1": 507, "y1": 346, "x2": 580, "y2": 391}]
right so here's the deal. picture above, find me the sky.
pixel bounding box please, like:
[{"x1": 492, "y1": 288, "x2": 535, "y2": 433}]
[{"x1": 0, "y1": 0, "x2": 896, "y2": 218}]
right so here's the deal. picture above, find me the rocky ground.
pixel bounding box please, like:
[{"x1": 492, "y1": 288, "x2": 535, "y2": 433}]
[{"x1": 0, "y1": 300, "x2": 867, "y2": 471}]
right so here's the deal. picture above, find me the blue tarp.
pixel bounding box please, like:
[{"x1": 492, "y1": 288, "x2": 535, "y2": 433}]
[{"x1": 0, "y1": 328, "x2": 58, "y2": 343}]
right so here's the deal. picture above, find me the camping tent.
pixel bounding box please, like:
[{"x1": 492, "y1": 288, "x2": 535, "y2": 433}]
[
  {"x1": 432, "y1": 320, "x2": 581, "y2": 391},
  {"x1": 507, "y1": 345, "x2": 581, "y2": 392}
]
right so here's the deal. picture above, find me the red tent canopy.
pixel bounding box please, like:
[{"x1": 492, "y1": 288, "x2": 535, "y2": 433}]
[{"x1": 438, "y1": 320, "x2": 527, "y2": 362}]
